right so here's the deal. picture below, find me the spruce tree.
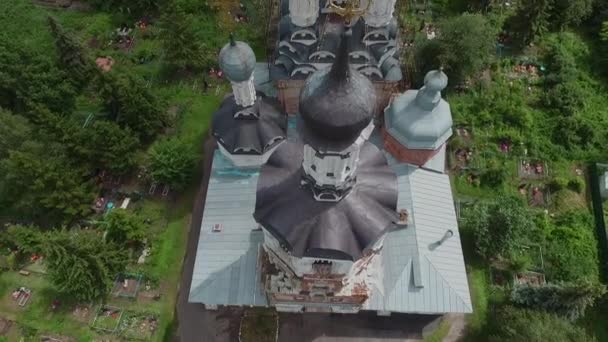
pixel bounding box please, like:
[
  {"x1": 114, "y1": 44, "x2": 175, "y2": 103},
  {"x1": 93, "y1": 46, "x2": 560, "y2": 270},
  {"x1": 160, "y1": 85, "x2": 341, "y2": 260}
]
[{"x1": 47, "y1": 16, "x2": 91, "y2": 87}]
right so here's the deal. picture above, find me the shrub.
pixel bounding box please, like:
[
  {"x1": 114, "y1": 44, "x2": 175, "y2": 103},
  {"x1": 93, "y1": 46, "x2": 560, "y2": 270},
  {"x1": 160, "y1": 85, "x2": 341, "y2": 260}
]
[
  {"x1": 549, "y1": 177, "x2": 569, "y2": 192},
  {"x1": 461, "y1": 196, "x2": 535, "y2": 260},
  {"x1": 487, "y1": 306, "x2": 597, "y2": 342},
  {"x1": 511, "y1": 281, "x2": 607, "y2": 321},
  {"x1": 148, "y1": 137, "x2": 199, "y2": 189},
  {"x1": 567, "y1": 178, "x2": 584, "y2": 193}
]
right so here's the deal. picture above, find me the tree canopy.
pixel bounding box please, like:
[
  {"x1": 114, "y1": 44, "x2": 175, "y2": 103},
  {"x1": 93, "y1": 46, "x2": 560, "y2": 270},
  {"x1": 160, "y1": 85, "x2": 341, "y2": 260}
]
[
  {"x1": 0, "y1": 141, "x2": 95, "y2": 226},
  {"x1": 96, "y1": 72, "x2": 166, "y2": 141},
  {"x1": 148, "y1": 137, "x2": 198, "y2": 189},
  {"x1": 102, "y1": 210, "x2": 147, "y2": 246},
  {"x1": 47, "y1": 16, "x2": 92, "y2": 87},
  {"x1": 461, "y1": 196, "x2": 535, "y2": 260},
  {"x1": 434, "y1": 13, "x2": 498, "y2": 84},
  {"x1": 42, "y1": 229, "x2": 129, "y2": 302}
]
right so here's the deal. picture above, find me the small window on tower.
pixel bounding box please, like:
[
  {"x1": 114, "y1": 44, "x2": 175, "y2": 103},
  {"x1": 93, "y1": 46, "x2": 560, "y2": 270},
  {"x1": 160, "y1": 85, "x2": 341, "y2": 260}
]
[
  {"x1": 345, "y1": 166, "x2": 351, "y2": 172},
  {"x1": 311, "y1": 165, "x2": 317, "y2": 171},
  {"x1": 326, "y1": 172, "x2": 334, "y2": 177}
]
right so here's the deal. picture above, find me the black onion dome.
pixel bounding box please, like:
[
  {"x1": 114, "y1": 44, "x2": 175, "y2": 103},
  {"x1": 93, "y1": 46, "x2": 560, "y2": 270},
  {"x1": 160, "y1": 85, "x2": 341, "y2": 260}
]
[
  {"x1": 212, "y1": 92, "x2": 287, "y2": 155},
  {"x1": 253, "y1": 141, "x2": 398, "y2": 261},
  {"x1": 299, "y1": 30, "x2": 377, "y2": 148}
]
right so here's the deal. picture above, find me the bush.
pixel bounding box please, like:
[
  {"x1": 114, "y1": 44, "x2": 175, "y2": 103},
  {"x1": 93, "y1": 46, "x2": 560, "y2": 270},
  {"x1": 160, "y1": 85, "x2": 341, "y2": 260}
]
[
  {"x1": 487, "y1": 306, "x2": 597, "y2": 342},
  {"x1": 549, "y1": 177, "x2": 569, "y2": 192},
  {"x1": 511, "y1": 281, "x2": 606, "y2": 321},
  {"x1": 461, "y1": 196, "x2": 535, "y2": 260},
  {"x1": 148, "y1": 137, "x2": 199, "y2": 189},
  {"x1": 542, "y1": 210, "x2": 600, "y2": 282},
  {"x1": 567, "y1": 178, "x2": 585, "y2": 193}
]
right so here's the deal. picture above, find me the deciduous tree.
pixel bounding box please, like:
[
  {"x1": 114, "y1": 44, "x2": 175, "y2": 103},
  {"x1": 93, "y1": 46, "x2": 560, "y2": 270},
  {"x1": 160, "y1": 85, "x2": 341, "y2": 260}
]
[
  {"x1": 148, "y1": 137, "x2": 198, "y2": 189},
  {"x1": 461, "y1": 196, "x2": 535, "y2": 260},
  {"x1": 102, "y1": 210, "x2": 147, "y2": 246}
]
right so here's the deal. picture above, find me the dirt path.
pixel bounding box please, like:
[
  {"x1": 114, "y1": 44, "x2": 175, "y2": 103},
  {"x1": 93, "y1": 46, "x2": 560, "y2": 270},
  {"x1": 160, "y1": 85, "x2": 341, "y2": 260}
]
[{"x1": 443, "y1": 314, "x2": 467, "y2": 342}]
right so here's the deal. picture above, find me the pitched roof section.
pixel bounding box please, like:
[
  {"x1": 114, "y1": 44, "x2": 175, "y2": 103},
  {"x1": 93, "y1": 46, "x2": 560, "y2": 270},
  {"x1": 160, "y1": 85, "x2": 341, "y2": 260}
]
[
  {"x1": 365, "y1": 164, "x2": 472, "y2": 314},
  {"x1": 188, "y1": 152, "x2": 267, "y2": 306}
]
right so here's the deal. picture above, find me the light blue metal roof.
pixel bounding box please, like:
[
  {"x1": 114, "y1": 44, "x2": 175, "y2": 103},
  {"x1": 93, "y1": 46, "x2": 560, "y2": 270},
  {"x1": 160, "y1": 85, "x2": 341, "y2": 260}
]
[
  {"x1": 188, "y1": 152, "x2": 267, "y2": 306},
  {"x1": 366, "y1": 164, "x2": 472, "y2": 314},
  {"x1": 384, "y1": 89, "x2": 453, "y2": 150}
]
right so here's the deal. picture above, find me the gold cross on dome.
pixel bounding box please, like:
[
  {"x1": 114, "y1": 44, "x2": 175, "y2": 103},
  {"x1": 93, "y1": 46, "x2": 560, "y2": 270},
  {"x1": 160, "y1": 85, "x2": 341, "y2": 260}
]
[{"x1": 328, "y1": 0, "x2": 371, "y2": 24}]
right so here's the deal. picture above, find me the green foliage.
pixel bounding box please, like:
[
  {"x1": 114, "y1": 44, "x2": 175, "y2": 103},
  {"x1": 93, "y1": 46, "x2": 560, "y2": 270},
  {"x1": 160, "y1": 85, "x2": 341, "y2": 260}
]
[
  {"x1": 46, "y1": 117, "x2": 141, "y2": 175},
  {"x1": 102, "y1": 210, "x2": 147, "y2": 246},
  {"x1": 461, "y1": 196, "x2": 535, "y2": 260},
  {"x1": 1, "y1": 225, "x2": 44, "y2": 255},
  {"x1": 159, "y1": 2, "x2": 207, "y2": 71},
  {"x1": 487, "y1": 306, "x2": 597, "y2": 341},
  {"x1": 96, "y1": 72, "x2": 166, "y2": 141},
  {"x1": 148, "y1": 137, "x2": 198, "y2": 189},
  {"x1": 567, "y1": 178, "x2": 584, "y2": 193},
  {"x1": 85, "y1": 0, "x2": 163, "y2": 14},
  {"x1": 0, "y1": 34, "x2": 76, "y2": 115},
  {"x1": 0, "y1": 108, "x2": 31, "y2": 159},
  {"x1": 541, "y1": 210, "x2": 600, "y2": 282},
  {"x1": 435, "y1": 13, "x2": 498, "y2": 84},
  {"x1": 549, "y1": 177, "x2": 569, "y2": 192},
  {"x1": 47, "y1": 16, "x2": 92, "y2": 87},
  {"x1": 42, "y1": 229, "x2": 129, "y2": 302},
  {"x1": 511, "y1": 281, "x2": 607, "y2": 321},
  {"x1": 0, "y1": 142, "x2": 95, "y2": 226},
  {"x1": 480, "y1": 162, "x2": 508, "y2": 187}
]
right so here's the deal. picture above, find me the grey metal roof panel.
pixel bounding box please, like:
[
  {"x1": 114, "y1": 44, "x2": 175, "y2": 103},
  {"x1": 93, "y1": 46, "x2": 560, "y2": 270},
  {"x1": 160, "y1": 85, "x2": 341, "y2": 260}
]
[
  {"x1": 212, "y1": 93, "x2": 287, "y2": 154},
  {"x1": 253, "y1": 141, "x2": 398, "y2": 261}
]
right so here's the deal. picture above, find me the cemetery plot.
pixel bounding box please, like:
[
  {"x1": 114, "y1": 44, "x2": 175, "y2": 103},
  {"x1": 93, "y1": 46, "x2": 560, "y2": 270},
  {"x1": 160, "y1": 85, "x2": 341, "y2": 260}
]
[
  {"x1": 91, "y1": 306, "x2": 123, "y2": 333},
  {"x1": 118, "y1": 311, "x2": 159, "y2": 340},
  {"x1": 519, "y1": 160, "x2": 548, "y2": 180},
  {"x1": 111, "y1": 273, "x2": 143, "y2": 299}
]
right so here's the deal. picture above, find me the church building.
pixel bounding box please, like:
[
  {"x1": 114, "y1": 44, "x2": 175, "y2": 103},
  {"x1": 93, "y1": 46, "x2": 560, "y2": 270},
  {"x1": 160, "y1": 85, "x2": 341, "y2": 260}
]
[{"x1": 189, "y1": 0, "x2": 471, "y2": 330}]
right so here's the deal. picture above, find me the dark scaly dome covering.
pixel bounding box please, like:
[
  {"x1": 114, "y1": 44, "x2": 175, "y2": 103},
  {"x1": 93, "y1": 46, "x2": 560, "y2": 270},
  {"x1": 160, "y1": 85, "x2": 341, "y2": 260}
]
[
  {"x1": 253, "y1": 141, "x2": 398, "y2": 261},
  {"x1": 212, "y1": 92, "x2": 287, "y2": 155},
  {"x1": 299, "y1": 30, "x2": 377, "y2": 149}
]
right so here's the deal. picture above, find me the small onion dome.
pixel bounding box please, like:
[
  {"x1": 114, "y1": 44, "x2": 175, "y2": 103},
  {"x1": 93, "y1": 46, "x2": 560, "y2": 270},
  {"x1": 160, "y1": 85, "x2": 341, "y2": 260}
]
[
  {"x1": 219, "y1": 35, "x2": 256, "y2": 82},
  {"x1": 299, "y1": 30, "x2": 377, "y2": 148},
  {"x1": 384, "y1": 69, "x2": 453, "y2": 150},
  {"x1": 423, "y1": 69, "x2": 448, "y2": 92}
]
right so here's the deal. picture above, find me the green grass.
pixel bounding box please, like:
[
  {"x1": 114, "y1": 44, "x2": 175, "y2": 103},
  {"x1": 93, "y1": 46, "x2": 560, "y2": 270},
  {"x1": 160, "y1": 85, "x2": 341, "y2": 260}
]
[{"x1": 423, "y1": 318, "x2": 451, "y2": 342}]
